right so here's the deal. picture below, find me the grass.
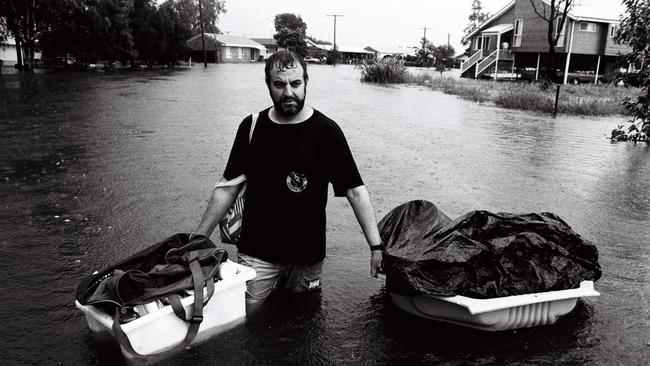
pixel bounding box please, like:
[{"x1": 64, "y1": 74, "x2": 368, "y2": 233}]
[
  {"x1": 357, "y1": 58, "x2": 407, "y2": 83},
  {"x1": 403, "y1": 72, "x2": 640, "y2": 116}
]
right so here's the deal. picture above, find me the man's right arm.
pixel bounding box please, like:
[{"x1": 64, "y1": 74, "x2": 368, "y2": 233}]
[{"x1": 193, "y1": 181, "x2": 242, "y2": 238}]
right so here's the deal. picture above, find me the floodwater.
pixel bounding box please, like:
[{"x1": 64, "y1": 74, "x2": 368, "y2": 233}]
[{"x1": 1, "y1": 64, "x2": 648, "y2": 365}]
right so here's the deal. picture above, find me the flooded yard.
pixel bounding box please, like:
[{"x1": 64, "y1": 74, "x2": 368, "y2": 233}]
[{"x1": 1, "y1": 64, "x2": 648, "y2": 365}]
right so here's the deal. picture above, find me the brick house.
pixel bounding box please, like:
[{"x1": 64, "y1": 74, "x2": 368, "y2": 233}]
[
  {"x1": 461, "y1": 0, "x2": 630, "y2": 84},
  {"x1": 186, "y1": 33, "x2": 266, "y2": 63}
]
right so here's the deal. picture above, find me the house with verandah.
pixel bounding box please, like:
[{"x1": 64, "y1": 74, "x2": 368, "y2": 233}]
[
  {"x1": 460, "y1": 0, "x2": 630, "y2": 84},
  {"x1": 186, "y1": 34, "x2": 266, "y2": 63}
]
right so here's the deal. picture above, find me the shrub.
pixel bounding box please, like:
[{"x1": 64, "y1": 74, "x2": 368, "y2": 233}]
[{"x1": 357, "y1": 58, "x2": 407, "y2": 83}]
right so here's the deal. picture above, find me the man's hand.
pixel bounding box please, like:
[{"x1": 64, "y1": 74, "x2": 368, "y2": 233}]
[{"x1": 370, "y1": 250, "x2": 383, "y2": 277}]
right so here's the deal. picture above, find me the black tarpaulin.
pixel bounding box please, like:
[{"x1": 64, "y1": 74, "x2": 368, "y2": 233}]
[{"x1": 378, "y1": 200, "x2": 601, "y2": 298}]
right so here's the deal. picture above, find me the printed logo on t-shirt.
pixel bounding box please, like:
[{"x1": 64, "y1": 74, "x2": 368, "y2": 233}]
[{"x1": 286, "y1": 171, "x2": 308, "y2": 193}]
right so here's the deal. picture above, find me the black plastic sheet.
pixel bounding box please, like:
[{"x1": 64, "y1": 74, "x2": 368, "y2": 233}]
[{"x1": 378, "y1": 200, "x2": 601, "y2": 298}]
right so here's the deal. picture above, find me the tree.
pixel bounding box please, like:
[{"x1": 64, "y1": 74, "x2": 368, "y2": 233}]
[
  {"x1": 155, "y1": 0, "x2": 192, "y2": 66},
  {"x1": 273, "y1": 13, "x2": 308, "y2": 58},
  {"x1": 176, "y1": 0, "x2": 226, "y2": 35},
  {"x1": 416, "y1": 38, "x2": 435, "y2": 67},
  {"x1": 0, "y1": 15, "x2": 8, "y2": 46},
  {"x1": 616, "y1": 0, "x2": 650, "y2": 135},
  {"x1": 0, "y1": 0, "x2": 43, "y2": 70},
  {"x1": 38, "y1": 0, "x2": 101, "y2": 64},
  {"x1": 96, "y1": 0, "x2": 136, "y2": 65},
  {"x1": 462, "y1": 0, "x2": 490, "y2": 55},
  {"x1": 529, "y1": 0, "x2": 574, "y2": 81},
  {"x1": 433, "y1": 44, "x2": 455, "y2": 75},
  {"x1": 2, "y1": 0, "x2": 222, "y2": 69}
]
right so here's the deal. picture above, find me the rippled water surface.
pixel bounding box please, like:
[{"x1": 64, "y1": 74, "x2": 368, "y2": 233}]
[{"x1": 1, "y1": 65, "x2": 648, "y2": 365}]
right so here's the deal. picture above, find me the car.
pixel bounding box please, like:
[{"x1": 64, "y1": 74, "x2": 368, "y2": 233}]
[
  {"x1": 304, "y1": 57, "x2": 321, "y2": 64},
  {"x1": 518, "y1": 67, "x2": 613, "y2": 84},
  {"x1": 557, "y1": 71, "x2": 608, "y2": 84}
]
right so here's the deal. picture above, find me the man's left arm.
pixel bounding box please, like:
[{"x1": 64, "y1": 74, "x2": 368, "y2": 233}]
[{"x1": 345, "y1": 185, "x2": 383, "y2": 277}]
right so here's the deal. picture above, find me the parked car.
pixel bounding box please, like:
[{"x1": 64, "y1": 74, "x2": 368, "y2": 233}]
[
  {"x1": 519, "y1": 67, "x2": 614, "y2": 84},
  {"x1": 304, "y1": 57, "x2": 321, "y2": 64},
  {"x1": 557, "y1": 71, "x2": 609, "y2": 84}
]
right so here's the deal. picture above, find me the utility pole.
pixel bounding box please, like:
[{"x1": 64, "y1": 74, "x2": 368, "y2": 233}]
[
  {"x1": 198, "y1": 0, "x2": 208, "y2": 67},
  {"x1": 420, "y1": 27, "x2": 430, "y2": 49},
  {"x1": 328, "y1": 14, "x2": 343, "y2": 65}
]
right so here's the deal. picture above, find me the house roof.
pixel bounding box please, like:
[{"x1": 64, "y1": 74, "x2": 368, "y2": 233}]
[
  {"x1": 375, "y1": 47, "x2": 418, "y2": 56},
  {"x1": 324, "y1": 45, "x2": 374, "y2": 54},
  {"x1": 570, "y1": 1, "x2": 625, "y2": 22},
  {"x1": 305, "y1": 39, "x2": 324, "y2": 49},
  {"x1": 482, "y1": 24, "x2": 514, "y2": 35},
  {"x1": 187, "y1": 33, "x2": 266, "y2": 50},
  {"x1": 465, "y1": 0, "x2": 515, "y2": 40},
  {"x1": 250, "y1": 38, "x2": 276, "y2": 46},
  {"x1": 465, "y1": 0, "x2": 624, "y2": 40}
]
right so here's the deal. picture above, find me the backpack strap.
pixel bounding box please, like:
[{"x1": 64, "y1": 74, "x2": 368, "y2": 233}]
[{"x1": 249, "y1": 112, "x2": 259, "y2": 143}]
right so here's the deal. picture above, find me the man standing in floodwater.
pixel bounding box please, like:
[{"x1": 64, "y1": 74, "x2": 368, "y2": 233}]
[{"x1": 192, "y1": 50, "x2": 384, "y2": 313}]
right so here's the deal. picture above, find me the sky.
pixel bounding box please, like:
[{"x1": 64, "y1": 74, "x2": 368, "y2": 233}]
[{"x1": 206, "y1": 0, "x2": 625, "y2": 54}]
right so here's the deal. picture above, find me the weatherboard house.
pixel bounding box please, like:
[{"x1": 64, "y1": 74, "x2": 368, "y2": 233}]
[
  {"x1": 186, "y1": 33, "x2": 266, "y2": 63},
  {"x1": 461, "y1": 0, "x2": 630, "y2": 84}
]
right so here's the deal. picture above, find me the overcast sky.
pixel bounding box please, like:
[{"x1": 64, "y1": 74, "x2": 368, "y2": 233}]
[{"x1": 212, "y1": 0, "x2": 625, "y2": 53}]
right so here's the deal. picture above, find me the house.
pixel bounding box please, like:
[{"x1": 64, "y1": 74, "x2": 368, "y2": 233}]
[
  {"x1": 0, "y1": 37, "x2": 19, "y2": 64},
  {"x1": 305, "y1": 39, "x2": 329, "y2": 60},
  {"x1": 250, "y1": 38, "x2": 278, "y2": 60},
  {"x1": 375, "y1": 47, "x2": 419, "y2": 60},
  {"x1": 324, "y1": 44, "x2": 375, "y2": 64},
  {"x1": 461, "y1": 0, "x2": 630, "y2": 84},
  {"x1": 186, "y1": 33, "x2": 266, "y2": 63}
]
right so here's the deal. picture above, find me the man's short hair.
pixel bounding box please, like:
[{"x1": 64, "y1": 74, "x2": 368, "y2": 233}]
[{"x1": 264, "y1": 50, "x2": 309, "y2": 85}]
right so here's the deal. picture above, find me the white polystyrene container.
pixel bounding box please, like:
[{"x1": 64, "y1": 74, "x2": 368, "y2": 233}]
[
  {"x1": 389, "y1": 281, "x2": 599, "y2": 331},
  {"x1": 76, "y1": 260, "x2": 255, "y2": 357}
]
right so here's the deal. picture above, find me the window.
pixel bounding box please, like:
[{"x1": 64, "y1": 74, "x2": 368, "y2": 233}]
[
  {"x1": 482, "y1": 36, "x2": 490, "y2": 50},
  {"x1": 579, "y1": 22, "x2": 596, "y2": 32},
  {"x1": 609, "y1": 24, "x2": 618, "y2": 37},
  {"x1": 554, "y1": 18, "x2": 565, "y2": 47},
  {"x1": 473, "y1": 37, "x2": 482, "y2": 50},
  {"x1": 225, "y1": 46, "x2": 231, "y2": 59},
  {"x1": 237, "y1": 47, "x2": 244, "y2": 59},
  {"x1": 513, "y1": 19, "x2": 524, "y2": 47}
]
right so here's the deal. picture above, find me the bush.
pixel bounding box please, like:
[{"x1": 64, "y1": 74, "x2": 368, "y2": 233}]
[{"x1": 357, "y1": 58, "x2": 407, "y2": 83}]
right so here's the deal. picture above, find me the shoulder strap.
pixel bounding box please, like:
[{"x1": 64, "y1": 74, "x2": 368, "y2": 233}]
[{"x1": 249, "y1": 112, "x2": 259, "y2": 143}]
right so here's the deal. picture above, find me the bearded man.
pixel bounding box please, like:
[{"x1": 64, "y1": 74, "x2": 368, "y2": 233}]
[{"x1": 192, "y1": 50, "x2": 383, "y2": 313}]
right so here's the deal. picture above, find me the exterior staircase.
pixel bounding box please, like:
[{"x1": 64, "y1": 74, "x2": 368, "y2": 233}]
[
  {"x1": 460, "y1": 50, "x2": 482, "y2": 76},
  {"x1": 461, "y1": 49, "x2": 514, "y2": 79}
]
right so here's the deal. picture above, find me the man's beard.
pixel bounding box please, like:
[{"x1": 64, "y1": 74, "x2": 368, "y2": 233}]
[{"x1": 273, "y1": 95, "x2": 305, "y2": 117}]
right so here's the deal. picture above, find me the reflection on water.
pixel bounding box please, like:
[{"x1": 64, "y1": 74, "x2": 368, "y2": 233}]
[{"x1": 1, "y1": 65, "x2": 648, "y2": 365}]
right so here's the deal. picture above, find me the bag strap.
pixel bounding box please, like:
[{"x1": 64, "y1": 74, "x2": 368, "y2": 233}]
[
  {"x1": 110, "y1": 252, "x2": 211, "y2": 362},
  {"x1": 249, "y1": 112, "x2": 259, "y2": 143}
]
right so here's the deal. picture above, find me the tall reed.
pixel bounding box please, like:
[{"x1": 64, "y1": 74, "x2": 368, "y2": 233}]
[{"x1": 357, "y1": 58, "x2": 407, "y2": 83}]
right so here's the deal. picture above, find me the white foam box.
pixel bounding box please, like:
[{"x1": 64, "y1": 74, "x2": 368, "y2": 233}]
[
  {"x1": 389, "y1": 280, "x2": 600, "y2": 331},
  {"x1": 76, "y1": 260, "x2": 255, "y2": 356}
]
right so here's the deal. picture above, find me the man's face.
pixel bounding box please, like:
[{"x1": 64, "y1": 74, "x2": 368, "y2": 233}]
[{"x1": 268, "y1": 63, "x2": 306, "y2": 117}]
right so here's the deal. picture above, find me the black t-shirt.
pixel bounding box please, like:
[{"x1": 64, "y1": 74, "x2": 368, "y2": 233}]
[{"x1": 223, "y1": 108, "x2": 364, "y2": 264}]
